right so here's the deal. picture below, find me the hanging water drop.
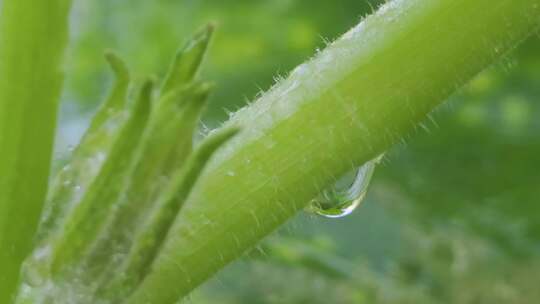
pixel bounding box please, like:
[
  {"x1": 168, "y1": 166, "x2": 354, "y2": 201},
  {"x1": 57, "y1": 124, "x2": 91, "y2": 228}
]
[{"x1": 307, "y1": 155, "x2": 383, "y2": 218}]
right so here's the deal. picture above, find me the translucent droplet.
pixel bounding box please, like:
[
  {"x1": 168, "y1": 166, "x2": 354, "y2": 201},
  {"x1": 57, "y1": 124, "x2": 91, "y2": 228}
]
[
  {"x1": 307, "y1": 155, "x2": 383, "y2": 218},
  {"x1": 21, "y1": 245, "x2": 51, "y2": 287}
]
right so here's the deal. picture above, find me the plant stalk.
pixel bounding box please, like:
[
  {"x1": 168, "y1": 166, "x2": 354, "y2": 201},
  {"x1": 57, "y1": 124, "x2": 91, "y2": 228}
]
[
  {"x1": 0, "y1": 0, "x2": 72, "y2": 302},
  {"x1": 128, "y1": 0, "x2": 540, "y2": 303}
]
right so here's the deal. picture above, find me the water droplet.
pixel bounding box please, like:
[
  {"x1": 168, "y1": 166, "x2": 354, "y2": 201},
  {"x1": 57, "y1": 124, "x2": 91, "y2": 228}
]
[
  {"x1": 307, "y1": 155, "x2": 383, "y2": 218},
  {"x1": 21, "y1": 245, "x2": 51, "y2": 287}
]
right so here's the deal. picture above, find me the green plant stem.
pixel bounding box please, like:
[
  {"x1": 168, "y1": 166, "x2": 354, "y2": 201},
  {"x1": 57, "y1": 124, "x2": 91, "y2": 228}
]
[
  {"x1": 128, "y1": 0, "x2": 540, "y2": 303},
  {"x1": 0, "y1": 0, "x2": 72, "y2": 302}
]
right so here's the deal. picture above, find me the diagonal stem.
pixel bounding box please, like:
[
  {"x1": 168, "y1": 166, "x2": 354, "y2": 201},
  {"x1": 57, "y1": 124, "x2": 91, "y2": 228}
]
[{"x1": 128, "y1": 0, "x2": 540, "y2": 303}]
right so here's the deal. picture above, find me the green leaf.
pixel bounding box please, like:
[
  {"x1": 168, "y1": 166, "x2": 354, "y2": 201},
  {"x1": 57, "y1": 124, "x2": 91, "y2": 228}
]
[
  {"x1": 14, "y1": 27, "x2": 227, "y2": 304},
  {"x1": 161, "y1": 24, "x2": 214, "y2": 95},
  {"x1": 49, "y1": 79, "x2": 154, "y2": 275},
  {"x1": 36, "y1": 51, "x2": 131, "y2": 245},
  {"x1": 82, "y1": 82, "x2": 211, "y2": 285},
  {"x1": 98, "y1": 127, "x2": 239, "y2": 301}
]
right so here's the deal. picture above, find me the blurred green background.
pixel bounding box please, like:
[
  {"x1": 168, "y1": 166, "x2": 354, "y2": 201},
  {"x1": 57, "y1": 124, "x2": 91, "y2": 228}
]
[{"x1": 57, "y1": 1, "x2": 540, "y2": 303}]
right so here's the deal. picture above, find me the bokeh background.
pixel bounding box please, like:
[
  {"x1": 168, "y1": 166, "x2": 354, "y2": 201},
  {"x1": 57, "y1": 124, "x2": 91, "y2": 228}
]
[{"x1": 56, "y1": 1, "x2": 540, "y2": 303}]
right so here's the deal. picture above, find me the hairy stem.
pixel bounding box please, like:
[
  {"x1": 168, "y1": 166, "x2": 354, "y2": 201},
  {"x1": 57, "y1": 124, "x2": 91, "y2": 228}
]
[
  {"x1": 0, "y1": 0, "x2": 72, "y2": 302},
  {"x1": 128, "y1": 0, "x2": 540, "y2": 303}
]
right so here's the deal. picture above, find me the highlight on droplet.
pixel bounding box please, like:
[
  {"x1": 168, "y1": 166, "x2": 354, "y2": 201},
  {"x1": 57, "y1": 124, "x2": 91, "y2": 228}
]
[{"x1": 306, "y1": 155, "x2": 383, "y2": 218}]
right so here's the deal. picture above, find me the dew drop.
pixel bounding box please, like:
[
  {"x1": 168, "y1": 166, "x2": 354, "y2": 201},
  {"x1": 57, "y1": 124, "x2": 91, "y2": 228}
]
[{"x1": 307, "y1": 155, "x2": 383, "y2": 218}]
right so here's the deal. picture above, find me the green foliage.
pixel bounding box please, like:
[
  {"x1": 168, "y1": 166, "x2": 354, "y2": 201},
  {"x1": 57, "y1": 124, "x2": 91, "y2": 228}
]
[
  {"x1": 185, "y1": 12, "x2": 540, "y2": 304},
  {"x1": 64, "y1": 0, "x2": 384, "y2": 122},
  {"x1": 16, "y1": 28, "x2": 237, "y2": 304},
  {"x1": 2, "y1": 0, "x2": 540, "y2": 303},
  {"x1": 0, "y1": 0, "x2": 72, "y2": 302},
  {"x1": 126, "y1": 1, "x2": 540, "y2": 303}
]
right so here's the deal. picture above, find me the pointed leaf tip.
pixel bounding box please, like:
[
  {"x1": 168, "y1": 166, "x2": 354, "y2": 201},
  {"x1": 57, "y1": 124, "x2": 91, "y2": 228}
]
[
  {"x1": 194, "y1": 23, "x2": 215, "y2": 43},
  {"x1": 161, "y1": 26, "x2": 215, "y2": 94},
  {"x1": 183, "y1": 23, "x2": 215, "y2": 53},
  {"x1": 83, "y1": 51, "x2": 131, "y2": 130},
  {"x1": 104, "y1": 50, "x2": 130, "y2": 83}
]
